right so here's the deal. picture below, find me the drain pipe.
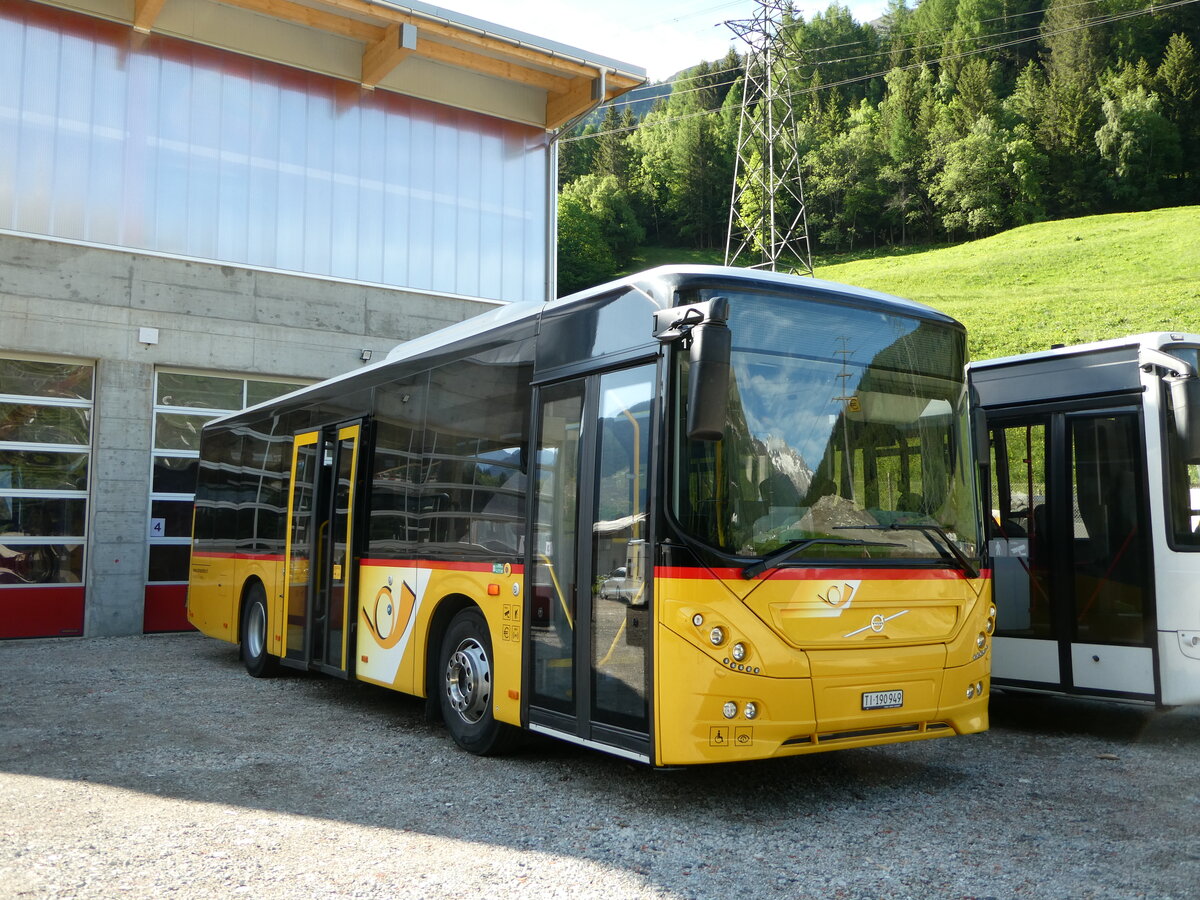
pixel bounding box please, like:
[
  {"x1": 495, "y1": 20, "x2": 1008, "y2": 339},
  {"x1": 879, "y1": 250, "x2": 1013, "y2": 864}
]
[{"x1": 545, "y1": 69, "x2": 609, "y2": 302}]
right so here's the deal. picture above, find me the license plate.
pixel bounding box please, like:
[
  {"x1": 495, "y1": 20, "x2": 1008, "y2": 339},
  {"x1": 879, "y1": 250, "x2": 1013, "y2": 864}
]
[{"x1": 862, "y1": 689, "x2": 904, "y2": 710}]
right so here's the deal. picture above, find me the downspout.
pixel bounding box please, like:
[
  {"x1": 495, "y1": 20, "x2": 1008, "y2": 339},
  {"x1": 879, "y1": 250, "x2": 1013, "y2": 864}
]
[{"x1": 545, "y1": 68, "x2": 608, "y2": 302}]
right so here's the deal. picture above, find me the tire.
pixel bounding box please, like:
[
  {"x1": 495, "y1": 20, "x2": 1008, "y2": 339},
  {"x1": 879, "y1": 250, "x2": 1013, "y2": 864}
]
[
  {"x1": 438, "y1": 608, "x2": 520, "y2": 755},
  {"x1": 240, "y1": 584, "x2": 280, "y2": 678}
]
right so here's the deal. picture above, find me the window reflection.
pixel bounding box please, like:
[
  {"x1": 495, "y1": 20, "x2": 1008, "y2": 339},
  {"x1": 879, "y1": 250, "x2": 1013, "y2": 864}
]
[
  {"x1": 1164, "y1": 346, "x2": 1200, "y2": 548},
  {"x1": 0, "y1": 356, "x2": 92, "y2": 588},
  {"x1": 673, "y1": 291, "x2": 980, "y2": 564}
]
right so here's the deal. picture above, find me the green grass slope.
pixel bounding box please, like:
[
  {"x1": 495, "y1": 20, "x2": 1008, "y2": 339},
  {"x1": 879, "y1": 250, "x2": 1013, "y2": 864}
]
[{"x1": 814, "y1": 207, "x2": 1200, "y2": 362}]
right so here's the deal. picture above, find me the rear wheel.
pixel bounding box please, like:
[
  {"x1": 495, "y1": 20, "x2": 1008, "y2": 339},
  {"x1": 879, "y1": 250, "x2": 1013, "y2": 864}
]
[
  {"x1": 439, "y1": 608, "x2": 520, "y2": 755},
  {"x1": 240, "y1": 584, "x2": 280, "y2": 678}
]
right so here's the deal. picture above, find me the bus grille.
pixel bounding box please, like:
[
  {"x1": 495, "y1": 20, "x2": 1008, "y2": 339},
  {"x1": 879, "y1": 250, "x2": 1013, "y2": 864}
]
[{"x1": 783, "y1": 722, "x2": 951, "y2": 746}]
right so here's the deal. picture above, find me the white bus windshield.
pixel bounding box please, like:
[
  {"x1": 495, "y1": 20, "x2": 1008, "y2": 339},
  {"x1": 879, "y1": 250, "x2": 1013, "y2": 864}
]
[{"x1": 672, "y1": 289, "x2": 981, "y2": 566}]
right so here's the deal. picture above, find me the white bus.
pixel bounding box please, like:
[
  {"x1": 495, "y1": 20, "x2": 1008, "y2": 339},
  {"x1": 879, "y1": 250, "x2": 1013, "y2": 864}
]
[{"x1": 971, "y1": 333, "x2": 1200, "y2": 705}]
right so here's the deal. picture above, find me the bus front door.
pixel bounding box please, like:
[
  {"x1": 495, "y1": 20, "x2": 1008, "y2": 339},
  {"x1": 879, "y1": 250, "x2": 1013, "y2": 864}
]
[
  {"x1": 988, "y1": 409, "x2": 1157, "y2": 701},
  {"x1": 526, "y1": 365, "x2": 655, "y2": 762},
  {"x1": 283, "y1": 421, "x2": 364, "y2": 677}
]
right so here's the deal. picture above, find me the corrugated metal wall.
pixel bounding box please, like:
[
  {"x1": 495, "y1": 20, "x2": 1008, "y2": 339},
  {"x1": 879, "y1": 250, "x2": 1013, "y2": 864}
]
[{"x1": 0, "y1": 1, "x2": 549, "y2": 303}]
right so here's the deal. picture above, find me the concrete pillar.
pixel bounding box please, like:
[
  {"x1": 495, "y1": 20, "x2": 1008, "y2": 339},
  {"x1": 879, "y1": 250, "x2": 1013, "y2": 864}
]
[{"x1": 84, "y1": 359, "x2": 153, "y2": 637}]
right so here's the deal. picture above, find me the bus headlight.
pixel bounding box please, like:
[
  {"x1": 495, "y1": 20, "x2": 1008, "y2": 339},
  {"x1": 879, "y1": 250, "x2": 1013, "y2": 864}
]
[
  {"x1": 744, "y1": 701, "x2": 758, "y2": 720},
  {"x1": 731, "y1": 642, "x2": 747, "y2": 662},
  {"x1": 986, "y1": 605, "x2": 997, "y2": 635},
  {"x1": 723, "y1": 701, "x2": 738, "y2": 719},
  {"x1": 976, "y1": 632, "x2": 987, "y2": 650},
  {"x1": 710, "y1": 626, "x2": 726, "y2": 647}
]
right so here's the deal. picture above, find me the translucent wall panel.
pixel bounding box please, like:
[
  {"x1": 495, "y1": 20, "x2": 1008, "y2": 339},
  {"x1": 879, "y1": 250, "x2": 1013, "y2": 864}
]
[{"x1": 0, "y1": 2, "x2": 549, "y2": 303}]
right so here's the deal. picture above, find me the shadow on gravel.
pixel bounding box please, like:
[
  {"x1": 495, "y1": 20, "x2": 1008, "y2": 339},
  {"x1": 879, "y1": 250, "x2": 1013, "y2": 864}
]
[
  {"x1": 5, "y1": 633, "x2": 1200, "y2": 898},
  {"x1": 987, "y1": 688, "x2": 1200, "y2": 747}
]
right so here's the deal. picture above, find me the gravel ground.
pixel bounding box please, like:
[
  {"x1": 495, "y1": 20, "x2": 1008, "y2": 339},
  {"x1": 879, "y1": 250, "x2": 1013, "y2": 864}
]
[{"x1": 1, "y1": 633, "x2": 1198, "y2": 899}]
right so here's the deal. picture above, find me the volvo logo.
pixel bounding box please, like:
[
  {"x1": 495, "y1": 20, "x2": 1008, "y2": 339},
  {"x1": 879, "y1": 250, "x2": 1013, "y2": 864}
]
[{"x1": 845, "y1": 610, "x2": 909, "y2": 638}]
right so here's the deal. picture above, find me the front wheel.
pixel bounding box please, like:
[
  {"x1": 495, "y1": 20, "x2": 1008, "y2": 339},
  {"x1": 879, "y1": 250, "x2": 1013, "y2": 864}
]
[
  {"x1": 240, "y1": 584, "x2": 280, "y2": 678},
  {"x1": 438, "y1": 608, "x2": 520, "y2": 755}
]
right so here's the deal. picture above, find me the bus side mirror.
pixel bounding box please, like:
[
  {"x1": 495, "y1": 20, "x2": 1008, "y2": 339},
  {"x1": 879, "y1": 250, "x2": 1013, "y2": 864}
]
[
  {"x1": 1168, "y1": 375, "x2": 1200, "y2": 464},
  {"x1": 655, "y1": 297, "x2": 731, "y2": 442}
]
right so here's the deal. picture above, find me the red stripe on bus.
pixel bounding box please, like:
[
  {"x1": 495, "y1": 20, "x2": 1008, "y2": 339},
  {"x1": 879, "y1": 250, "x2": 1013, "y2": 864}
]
[
  {"x1": 654, "y1": 566, "x2": 989, "y2": 581},
  {"x1": 359, "y1": 559, "x2": 525, "y2": 575},
  {"x1": 195, "y1": 552, "x2": 287, "y2": 562}
]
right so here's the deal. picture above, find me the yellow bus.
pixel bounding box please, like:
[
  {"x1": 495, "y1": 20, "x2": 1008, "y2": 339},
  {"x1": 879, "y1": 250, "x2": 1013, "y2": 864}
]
[{"x1": 187, "y1": 265, "x2": 993, "y2": 765}]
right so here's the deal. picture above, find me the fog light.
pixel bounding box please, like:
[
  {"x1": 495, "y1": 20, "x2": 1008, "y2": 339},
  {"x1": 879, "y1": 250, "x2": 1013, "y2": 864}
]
[
  {"x1": 710, "y1": 626, "x2": 726, "y2": 646},
  {"x1": 976, "y1": 681, "x2": 985, "y2": 695},
  {"x1": 723, "y1": 701, "x2": 738, "y2": 719},
  {"x1": 732, "y1": 642, "x2": 747, "y2": 662},
  {"x1": 966, "y1": 684, "x2": 976, "y2": 700},
  {"x1": 692, "y1": 613, "x2": 704, "y2": 627},
  {"x1": 744, "y1": 702, "x2": 758, "y2": 720}
]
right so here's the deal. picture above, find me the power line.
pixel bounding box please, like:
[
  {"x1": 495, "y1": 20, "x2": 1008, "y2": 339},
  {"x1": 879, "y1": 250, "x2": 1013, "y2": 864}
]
[
  {"x1": 562, "y1": 0, "x2": 1199, "y2": 143},
  {"x1": 588, "y1": 0, "x2": 1162, "y2": 115}
]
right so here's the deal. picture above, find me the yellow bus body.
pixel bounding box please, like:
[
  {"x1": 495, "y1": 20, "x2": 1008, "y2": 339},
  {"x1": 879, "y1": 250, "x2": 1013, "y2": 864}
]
[{"x1": 189, "y1": 551, "x2": 991, "y2": 766}]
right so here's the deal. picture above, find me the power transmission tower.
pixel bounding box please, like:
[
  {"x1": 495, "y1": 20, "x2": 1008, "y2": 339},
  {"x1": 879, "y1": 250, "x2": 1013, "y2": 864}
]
[{"x1": 724, "y1": 0, "x2": 813, "y2": 275}]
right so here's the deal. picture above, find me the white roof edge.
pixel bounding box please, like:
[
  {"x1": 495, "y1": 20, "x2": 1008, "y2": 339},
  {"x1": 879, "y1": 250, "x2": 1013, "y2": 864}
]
[
  {"x1": 376, "y1": 1, "x2": 647, "y2": 80},
  {"x1": 205, "y1": 302, "x2": 544, "y2": 429},
  {"x1": 590, "y1": 264, "x2": 956, "y2": 322},
  {"x1": 971, "y1": 332, "x2": 1200, "y2": 370}
]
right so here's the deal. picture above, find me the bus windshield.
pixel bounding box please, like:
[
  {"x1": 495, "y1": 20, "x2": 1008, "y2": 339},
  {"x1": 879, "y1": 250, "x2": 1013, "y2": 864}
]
[{"x1": 671, "y1": 288, "x2": 981, "y2": 567}]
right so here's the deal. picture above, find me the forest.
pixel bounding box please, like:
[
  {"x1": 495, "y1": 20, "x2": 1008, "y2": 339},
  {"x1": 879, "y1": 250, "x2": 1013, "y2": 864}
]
[{"x1": 555, "y1": 0, "x2": 1200, "y2": 294}]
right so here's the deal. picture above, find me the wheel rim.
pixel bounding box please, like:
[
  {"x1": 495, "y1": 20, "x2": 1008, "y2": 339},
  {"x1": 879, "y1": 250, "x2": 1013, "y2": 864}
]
[
  {"x1": 445, "y1": 637, "x2": 491, "y2": 725},
  {"x1": 246, "y1": 601, "x2": 266, "y2": 660}
]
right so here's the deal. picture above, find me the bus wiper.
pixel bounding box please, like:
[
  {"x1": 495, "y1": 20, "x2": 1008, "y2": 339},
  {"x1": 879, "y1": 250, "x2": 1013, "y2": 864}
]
[
  {"x1": 837, "y1": 524, "x2": 980, "y2": 579},
  {"x1": 741, "y1": 538, "x2": 902, "y2": 580}
]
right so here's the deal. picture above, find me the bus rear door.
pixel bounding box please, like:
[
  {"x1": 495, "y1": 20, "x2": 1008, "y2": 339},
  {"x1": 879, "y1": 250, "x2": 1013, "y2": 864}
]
[{"x1": 282, "y1": 420, "x2": 365, "y2": 677}]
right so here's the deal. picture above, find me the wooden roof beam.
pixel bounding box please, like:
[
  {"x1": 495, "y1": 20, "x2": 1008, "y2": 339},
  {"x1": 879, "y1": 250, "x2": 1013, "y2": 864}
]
[
  {"x1": 309, "y1": 0, "x2": 643, "y2": 84},
  {"x1": 361, "y1": 22, "x2": 416, "y2": 89},
  {"x1": 215, "y1": 0, "x2": 380, "y2": 42},
  {"x1": 133, "y1": 0, "x2": 168, "y2": 33},
  {"x1": 546, "y1": 72, "x2": 608, "y2": 131}
]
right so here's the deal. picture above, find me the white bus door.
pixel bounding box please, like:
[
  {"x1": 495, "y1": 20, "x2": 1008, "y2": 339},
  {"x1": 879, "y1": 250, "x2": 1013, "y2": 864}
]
[
  {"x1": 282, "y1": 421, "x2": 364, "y2": 677},
  {"x1": 988, "y1": 409, "x2": 1157, "y2": 700},
  {"x1": 526, "y1": 365, "x2": 655, "y2": 761}
]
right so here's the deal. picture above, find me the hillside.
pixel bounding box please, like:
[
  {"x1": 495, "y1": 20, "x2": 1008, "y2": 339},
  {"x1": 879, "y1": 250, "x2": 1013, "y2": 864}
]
[{"x1": 814, "y1": 207, "x2": 1200, "y2": 362}]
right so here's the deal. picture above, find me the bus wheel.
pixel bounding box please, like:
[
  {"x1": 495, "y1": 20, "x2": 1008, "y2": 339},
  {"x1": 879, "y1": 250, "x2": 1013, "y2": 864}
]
[
  {"x1": 439, "y1": 608, "x2": 519, "y2": 755},
  {"x1": 241, "y1": 584, "x2": 280, "y2": 678}
]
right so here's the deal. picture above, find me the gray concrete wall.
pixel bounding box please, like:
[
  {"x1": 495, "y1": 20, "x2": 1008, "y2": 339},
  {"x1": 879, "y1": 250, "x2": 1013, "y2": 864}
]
[{"x1": 0, "y1": 232, "x2": 502, "y2": 636}]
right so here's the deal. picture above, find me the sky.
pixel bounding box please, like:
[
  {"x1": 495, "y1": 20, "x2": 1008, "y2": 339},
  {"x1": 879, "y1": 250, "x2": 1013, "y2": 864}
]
[{"x1": 442, "y1": 1, "x2": 891, "y2": 82}]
